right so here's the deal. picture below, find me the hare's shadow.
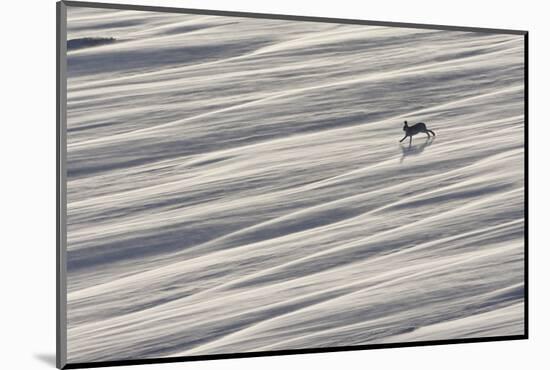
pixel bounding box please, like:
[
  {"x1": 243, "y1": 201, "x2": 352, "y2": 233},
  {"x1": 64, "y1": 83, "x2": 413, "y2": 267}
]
[{"x1": 400, "y1": 136, "x2": 435, "y2": 163}]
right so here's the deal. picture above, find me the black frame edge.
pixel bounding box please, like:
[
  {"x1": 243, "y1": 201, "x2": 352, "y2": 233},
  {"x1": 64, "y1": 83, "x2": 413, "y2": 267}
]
[
  {"x1": 64, "y1": 335, "x2": 527, "y2": 369},
  {"x1": 523, "y1": 32, "x2": 529, "y2": 339},
  {"x1": 58, "y1": 1, "x2": 529, "y2": 369},
  {"x1": 61, "y1": 0, "x2": 527, "y2": 35}
]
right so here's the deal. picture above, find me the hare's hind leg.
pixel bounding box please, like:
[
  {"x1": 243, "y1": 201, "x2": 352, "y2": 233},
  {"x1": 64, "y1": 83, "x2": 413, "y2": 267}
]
[
  {"x1": 399, "y1": 135, "x2": 407, "y2": 142},
  {"x1": 428, "y1": 129, "x2": 435, "y2": 136}
]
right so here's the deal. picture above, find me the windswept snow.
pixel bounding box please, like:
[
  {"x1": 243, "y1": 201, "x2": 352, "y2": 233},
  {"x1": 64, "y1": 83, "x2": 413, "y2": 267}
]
[{"x1": 65, "y1": 6, "x2": 525, "y2": 363}]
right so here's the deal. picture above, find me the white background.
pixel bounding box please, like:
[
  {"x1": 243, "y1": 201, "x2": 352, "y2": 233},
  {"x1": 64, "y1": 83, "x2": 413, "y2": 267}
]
[{"x1": 1, "y1": 0, "x2": 547, "y2": 369}]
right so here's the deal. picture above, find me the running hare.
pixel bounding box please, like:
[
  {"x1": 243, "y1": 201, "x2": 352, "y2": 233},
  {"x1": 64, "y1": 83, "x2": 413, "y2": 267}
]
[{"x1": 399, "y1": 121, "x2": 435, "y2": 144}]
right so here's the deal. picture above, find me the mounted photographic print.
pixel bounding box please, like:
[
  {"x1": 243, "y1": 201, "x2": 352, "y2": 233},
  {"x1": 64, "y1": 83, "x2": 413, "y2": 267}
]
[{"x1": 56, "y1": 1, "x2": 528, "y2": 368}]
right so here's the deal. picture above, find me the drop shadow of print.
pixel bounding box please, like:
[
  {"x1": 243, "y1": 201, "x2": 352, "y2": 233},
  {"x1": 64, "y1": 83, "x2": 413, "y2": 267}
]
[
  {"x1": 400, "y1": 136, "x2": 435, "y2": 163},
  {"x1": 33, "y1": 353, "x2": 56, "y2": 367}
]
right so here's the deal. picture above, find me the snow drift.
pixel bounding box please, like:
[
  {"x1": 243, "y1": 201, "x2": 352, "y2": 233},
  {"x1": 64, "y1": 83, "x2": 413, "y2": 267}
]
[{"x1": 65, "y1": 6, "x2": 525, "y2": 363}]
